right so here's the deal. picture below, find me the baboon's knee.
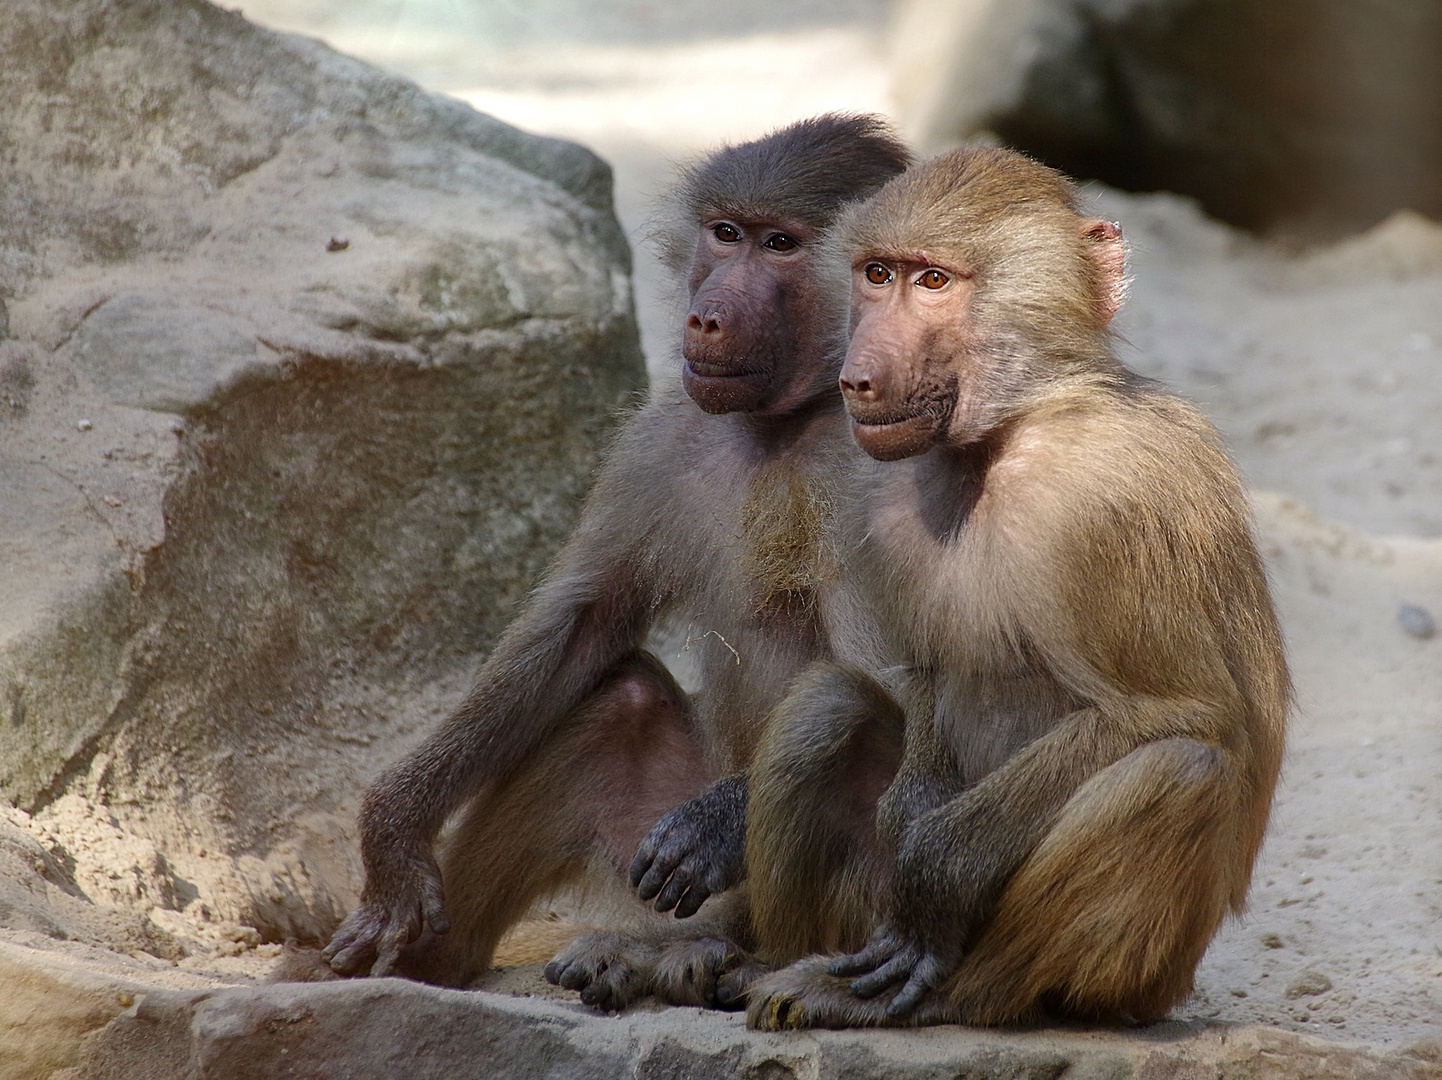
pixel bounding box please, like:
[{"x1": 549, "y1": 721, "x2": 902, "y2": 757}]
[
  {"x1": 1118, "y1": 738, "x2": 1229, "y2": 810},
  {"x1": 591, "y1": 651, "x2": 688, "y2": 723},
  {"x1": 760, "y1": 665, "x2": 904, "y2": 761},
  {"x1": 791, "y1": 665, "x2": 897, "y2": 720},
  {"x1": 1139, "y1": 737, "x2": 1225, "y2": 782}
]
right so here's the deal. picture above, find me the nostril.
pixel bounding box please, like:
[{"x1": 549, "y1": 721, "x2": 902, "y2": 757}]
[
  {"x1": 840, "y1": 377, "x2": 873, "y2": 396},
  {"x1": 687, "y1": 311, "x2": 724, "y2": 336}
]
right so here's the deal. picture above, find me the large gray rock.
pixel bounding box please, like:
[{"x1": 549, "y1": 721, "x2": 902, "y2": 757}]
[
  {"x1": 891, "y1": 0, "x2": 1442, "y2": 236},
  {"x1": 0, "y1": 0, "x2": 643, "y2": 950},
  {"x1": 55, "y1": 973, "x2": 1442, "y2": 1080}
]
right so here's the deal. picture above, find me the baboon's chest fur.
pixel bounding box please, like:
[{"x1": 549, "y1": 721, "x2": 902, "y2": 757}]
[{"x1": 740, "y1": 462, "x2": 837, "y2": 616}]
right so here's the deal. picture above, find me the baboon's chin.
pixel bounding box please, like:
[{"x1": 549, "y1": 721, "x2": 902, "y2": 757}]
[
  {"x1": 682, "y1": 363, "x2": 771, "y2": 414},
  {"x1": 848, "y1": 413, "x2": 938, "y2": 461}
]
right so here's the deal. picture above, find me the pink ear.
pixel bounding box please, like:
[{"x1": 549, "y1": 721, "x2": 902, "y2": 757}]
[{"x1": 1083, "y1": 219, "x2": 1125, "y2": 325}]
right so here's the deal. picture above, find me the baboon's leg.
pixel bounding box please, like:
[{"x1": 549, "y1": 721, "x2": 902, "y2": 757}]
[
  {"x1": 545, "y1": 886, "x2": 756, "y2": 1011},
  {"x1": 945, "y1": 737, "x2": 1241, "y2": 1024},
  {"x1": 750, "y1": 737, "x2": 1241, "y2": 1029},
  {"x1": 552, "y1": 663, "x2": 916, "y2": 1013},
  {"x1": 399, "y1": 652, "x2": 705, "y2": 985},
  {"x1": 746, "y1": 665, "x2": 907, "y2": 967}
]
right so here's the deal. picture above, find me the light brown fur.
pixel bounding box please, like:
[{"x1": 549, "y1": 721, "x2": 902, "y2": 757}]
[{"x1": 744, "y1": 147, "x2": 1289, "y2": 1030}]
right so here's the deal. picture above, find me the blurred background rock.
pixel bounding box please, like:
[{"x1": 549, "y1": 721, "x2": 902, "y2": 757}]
[
  {"x1": 894, "y1": 0, "x2": 1442, "y2": 238},
  {"x1": 0, "y1": 0, "x2": 643, "y2": 1024}
]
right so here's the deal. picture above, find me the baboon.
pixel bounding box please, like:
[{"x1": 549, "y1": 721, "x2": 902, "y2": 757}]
[
  {"x1": 319, "y1": 115, "x2": 911, "y2": 993},
  {"x1": 735, "y1": 147, "x2": 1290, "y2": 1028}
]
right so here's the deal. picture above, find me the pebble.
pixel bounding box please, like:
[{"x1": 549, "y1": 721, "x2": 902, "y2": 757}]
[
  {"x1": 77, "y1": 418, "x2": 92, "y2": 431},
  {"x1": 1285, "y1": 970, "x2": 1334, "y2": 998},
  {"x1": 1397, "y1": 603, "x2": 1436, "y2": 639}
]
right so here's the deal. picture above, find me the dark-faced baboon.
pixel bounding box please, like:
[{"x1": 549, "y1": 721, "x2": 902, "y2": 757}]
[
  {"x1": 740, "y1": 146, "x2": 1289, "y2": 1028},
  {"x1": 319, "y1": 115, "x2": 911, "y2": 995}
]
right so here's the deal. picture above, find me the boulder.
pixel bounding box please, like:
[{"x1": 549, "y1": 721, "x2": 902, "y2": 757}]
[
  {"x1": 890, "y1": 0, "x2": 1442, "y2": 236},
  {"x1": 0, "y1": 0, "x2": 643, "y2": 962},
  {"x1": 52, "y1": 971, "x2": 1442, "y2": 1080}
]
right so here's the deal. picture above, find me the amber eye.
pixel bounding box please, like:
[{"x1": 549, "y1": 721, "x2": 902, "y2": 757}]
[
  {"x1": 713, "y1": 222, "x2": 741, "y2": 243},
  {"x1": 764, "y1": 233, "x2": 797, "y2": 252},
  {"x1": 864, "y1": 263, "x2": 892, "y2": 285},
  {"x1": 917, "y1": 268, "x2": 950, "y2": 290}
]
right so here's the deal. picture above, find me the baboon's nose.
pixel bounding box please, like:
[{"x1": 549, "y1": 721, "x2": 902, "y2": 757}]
[
  {"x1": 686, "y1": 304, "x2": 726, "y2": 340},
  {"x1": 840, "y1": 354, "x2": 891, "y2": 404}
]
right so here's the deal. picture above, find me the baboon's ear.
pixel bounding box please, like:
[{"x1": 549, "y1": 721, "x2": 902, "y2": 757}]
[{"x1": 1083, "y1": 219, "x2": 1125, "y2": 325}]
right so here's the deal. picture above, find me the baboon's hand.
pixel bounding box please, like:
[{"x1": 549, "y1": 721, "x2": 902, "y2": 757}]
[
  {"x1": 828, "y1": 923, "x2": 950, "y2": 1018},
  {"x1": 629, "y1": 775, "x2": 747, "y2": 918},
  {"x1": 321, "y1": 855, "x2": 448, "y2": 976}
]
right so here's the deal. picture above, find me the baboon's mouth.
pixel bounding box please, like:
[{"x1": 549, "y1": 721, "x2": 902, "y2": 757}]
[
  {"x1": 683, "y1": 359, "x2": 765, "y2": 379},
  {"x1": 848, "y1": 411, "x2": 941, "y2": 461},
  {"x1": 682, "y1": 359, "x2": 771, "y2": 414}
]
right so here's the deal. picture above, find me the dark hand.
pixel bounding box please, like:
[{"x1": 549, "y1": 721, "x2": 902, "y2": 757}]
[
  {"x1": 321, "y1": 854, "x2": 448, "y2": 976},
  {"x1": 629, "y1": 774, "x2": 747, "y2": 918},
  {"x1": 828, "y1": 923, "x2": 951, "y2": 1018}
]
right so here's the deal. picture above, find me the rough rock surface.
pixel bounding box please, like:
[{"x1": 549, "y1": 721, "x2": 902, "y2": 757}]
[
  {"x1": 0, "y1": 0, "x2": 641, "y2": 1016},
  {"x1": 890, "y1": 0, "x2": 1442, "y2": 237},
  {"x1": 51, "y1": 971, "x2": 1442, "y2": 1080}
]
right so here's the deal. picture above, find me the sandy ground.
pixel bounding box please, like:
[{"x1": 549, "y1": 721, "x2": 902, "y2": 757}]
[{"x1": 7, "y1": 0, "x2": 1438, "y2": 1053}]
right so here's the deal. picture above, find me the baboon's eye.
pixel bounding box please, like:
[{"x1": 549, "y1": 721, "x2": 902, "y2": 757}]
[
  {"x1": 713, "y1": 222, "x2": 741, "y2": 243},
  {"x1": 764, "y1": 233, "x2": 798, "y2": 252},
  {"x1": 864, "y1": 263, "x2": 893, "y2": 285},
  {"x1": 917, "y1": 269, "x2": 950, "y2": 290}
]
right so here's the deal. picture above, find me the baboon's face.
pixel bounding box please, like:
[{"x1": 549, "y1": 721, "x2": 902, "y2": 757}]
[
  {"x1": 839, "y1": 254, "x2": 971, "y2": 461},
  {"x1": 681, "y1": 216, "x2": 831, "y2": 417}
]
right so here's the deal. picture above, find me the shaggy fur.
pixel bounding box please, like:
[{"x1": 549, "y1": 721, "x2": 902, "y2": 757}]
[
  {"x1": 318, "y1": 117, "x2": 910, "y2": 995},
  {"x1": 744, "y1": 147, "x2": 1289, "y2": 1030}
]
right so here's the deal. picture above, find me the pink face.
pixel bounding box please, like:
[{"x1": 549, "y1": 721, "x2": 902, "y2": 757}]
[
  {"x1": 839, "y1": 217, "x2": 1124, "y2": 461},
  {"x1": 681, "y1": 217, "x2": 824, "y2": 416},
  {"x1": 839, "y1": 255, "x2": 974, "y2": 460}
]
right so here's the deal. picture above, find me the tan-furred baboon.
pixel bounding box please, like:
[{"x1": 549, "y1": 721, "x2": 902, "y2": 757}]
[
  {"x1": 738, "y1": 146, "x2": 1290, "y2": 1029},
  {"x1": 318, "y1": 115, "x2": 911, "y2": 996}
]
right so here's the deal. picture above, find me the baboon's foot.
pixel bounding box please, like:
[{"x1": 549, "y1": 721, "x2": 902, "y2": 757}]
[
  {"x1": 716, "y1": 958, "x2": 773, "y2": 1010},
  {"x1": 746, "y1": 956, "x2": 950, "y2": 1030},
  {"x1": 265, "y1": 943, "x2": 343, "y2": 984},
  {"x1": 653, "y1": 935, "x2": 764, "y2": 1009},
  {"x1": 543, "y1": 930, "x2": 661, "y2": 1012}
]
